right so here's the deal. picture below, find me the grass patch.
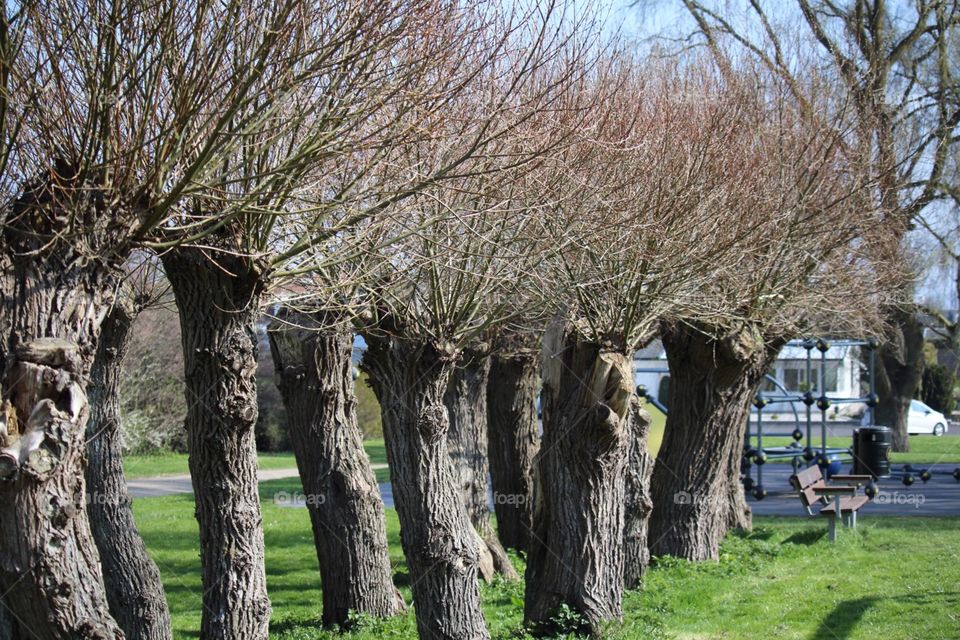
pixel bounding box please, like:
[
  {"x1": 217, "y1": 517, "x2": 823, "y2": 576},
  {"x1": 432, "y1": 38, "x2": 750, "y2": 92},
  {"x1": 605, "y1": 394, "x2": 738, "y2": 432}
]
[
  {"x1": 756, "y1": 434, "x2": 960, "y2": 465},
  {"x1": 134, "y1": 486, "x2": 960, "y2": 639},
  {"x1": 643, "y1": 399, "x2": 959, "y2": 464},
  {"x1": 644, "y1": 404, "x2": 666, "y2": 457},
  {"x1": 125, "y1": 440, "x2": 388, "y2": 479}
]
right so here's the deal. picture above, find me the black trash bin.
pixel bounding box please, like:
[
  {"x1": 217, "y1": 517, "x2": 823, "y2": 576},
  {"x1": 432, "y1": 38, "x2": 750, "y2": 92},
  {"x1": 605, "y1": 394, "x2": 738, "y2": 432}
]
[{"x1": 853, "y1": 426, "x2": 891, "y2": 479}]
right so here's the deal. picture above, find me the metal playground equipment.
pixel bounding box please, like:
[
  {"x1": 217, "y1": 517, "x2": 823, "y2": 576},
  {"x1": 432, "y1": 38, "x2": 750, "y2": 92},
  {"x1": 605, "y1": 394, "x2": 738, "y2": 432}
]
[
  {"x1": 635, "y1": 337, "x2": 960, "y2": 501},
  {"x1": 743, "y1": 338, "x2": 876, "y2": 500}
]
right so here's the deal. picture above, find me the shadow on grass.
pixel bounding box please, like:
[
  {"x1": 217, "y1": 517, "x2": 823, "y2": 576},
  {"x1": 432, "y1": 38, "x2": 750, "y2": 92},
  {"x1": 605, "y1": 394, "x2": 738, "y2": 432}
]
[
  {"x1": 782, "y1": 529, "x2": 826, "y2": 546},
  {"x1": 270, "y1": 616, "x2": 326, "y2": 635},
  {"x1": 810, "y1": 596, "x2": 877, "y2": 640},
  {"x1": 811, "y1": 591, "x2": 960, "y2": 640},
  {"x1": 729, "y1": 527, "x2": 776, "y2": 541}
]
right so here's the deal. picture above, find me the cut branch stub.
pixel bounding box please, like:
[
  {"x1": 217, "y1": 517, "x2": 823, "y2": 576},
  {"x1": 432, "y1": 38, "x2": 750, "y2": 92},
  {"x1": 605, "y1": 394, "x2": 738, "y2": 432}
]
[{"x1": 1, "y1": 341, "x2": 87, "y2": 483}]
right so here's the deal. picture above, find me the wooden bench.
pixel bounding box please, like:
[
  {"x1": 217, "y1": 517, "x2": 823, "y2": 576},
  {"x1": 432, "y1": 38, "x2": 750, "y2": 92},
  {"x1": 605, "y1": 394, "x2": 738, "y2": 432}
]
[{"x1": 789, "y1": 465, "x2": 875, "y2": 541}]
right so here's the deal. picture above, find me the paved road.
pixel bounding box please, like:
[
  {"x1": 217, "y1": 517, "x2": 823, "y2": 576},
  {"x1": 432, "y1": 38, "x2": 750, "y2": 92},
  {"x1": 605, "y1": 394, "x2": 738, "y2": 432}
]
[
  {"x1": 747, "y1": 463, "x2": 960, "y2": 517},
  {"x1": 749, "y1": 420, "x2": 959, "y2": 439},
  {"x1": 128, "y1": 468, "x2": 307, "y2": 498},
  {"x1": 130, "y1": 460, "x2": 960, "y2": 516}
]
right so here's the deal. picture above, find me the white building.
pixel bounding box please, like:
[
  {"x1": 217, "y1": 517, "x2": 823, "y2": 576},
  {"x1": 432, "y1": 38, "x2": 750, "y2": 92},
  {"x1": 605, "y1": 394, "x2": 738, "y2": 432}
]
[{"x1": 633, "y1": 339, "x2": 865, "y2": 418}]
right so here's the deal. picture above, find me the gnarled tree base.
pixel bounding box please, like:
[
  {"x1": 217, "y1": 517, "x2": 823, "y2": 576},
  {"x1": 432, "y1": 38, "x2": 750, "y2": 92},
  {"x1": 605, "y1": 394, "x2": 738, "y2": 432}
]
[
  {"x1": 649, "y1": 324, "x2": 780, "y2": 562},
  {"x1": 487, "y1": 349, "x2": 540, "y2": 553},
  {"x1": 0, "y1": 340, "x2": 124, "y2": 639},
  {"x1": 361, "y1": 335, "x2": 489, "y2": 640},
  {"x1": 524, "y1": 322, "x2": 632, "y2": 636},
  {"x1": 268, "y1": 313, "x2": 404, "y2": 625}
]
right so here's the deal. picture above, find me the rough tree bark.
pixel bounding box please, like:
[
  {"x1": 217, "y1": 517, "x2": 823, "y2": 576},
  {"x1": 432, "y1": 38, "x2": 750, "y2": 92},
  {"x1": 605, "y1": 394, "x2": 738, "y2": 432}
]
[
  {"x1": 0, "y1": 340, "x2": 124, "y2": 640},
  {"x1": 648, "y1": 323, "x2": 781, "y2": 562},
  {"x1": 444, "y1": 346, "x2": 518, "y2": 581},
  {"x1": 360, "y1": 333, "x2": 489, "y2": 640},
  {"x1": 267, "y1": 312, "x2": 405, "y2": 626},
  {"x1": 486, "y1": 349, "x2": 540, "y2": 553},
  {"x1": 85, "y1": 298, "x2": 172, "y2": 640},
  {"x1": 623, "y1": 397, "x2": 654, "y2": 589},
  {"x1": 0, "y1": 173, "x2": 125, "y2": 638},
  {"x1": 875, "y1": 306, "x2": 924, "y2": 452},
  {"x1": 524, "y1": 322, "x2": 632, "y2": 636},
  {"x1": 0, "y1": 600, "x2": 13, "y2": 639},
  {"x1": 161, "y1": 247, "x2": 270, "y2": 640}
]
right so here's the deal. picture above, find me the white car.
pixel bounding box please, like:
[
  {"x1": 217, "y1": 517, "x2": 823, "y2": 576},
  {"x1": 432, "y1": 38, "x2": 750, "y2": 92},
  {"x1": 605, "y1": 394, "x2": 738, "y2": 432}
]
[{"x1": 908, "y1": 399, "x2": 950, "y2": 436}]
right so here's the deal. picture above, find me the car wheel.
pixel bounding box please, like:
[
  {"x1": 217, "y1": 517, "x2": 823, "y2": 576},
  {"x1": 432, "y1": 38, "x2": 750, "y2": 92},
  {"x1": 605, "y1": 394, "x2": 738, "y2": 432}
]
[{"x1": 933, "y1": 423, "x2": 946, "y2": 437}]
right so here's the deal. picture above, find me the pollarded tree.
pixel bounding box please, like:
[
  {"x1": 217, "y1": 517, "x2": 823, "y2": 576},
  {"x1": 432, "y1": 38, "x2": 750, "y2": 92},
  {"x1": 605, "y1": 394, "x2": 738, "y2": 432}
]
[
  {"x1": 444, "y1": 339, "x2": 519, "y2": 580},
  {"x1": 521, "y1": 56, "x2": 790, "y2": 635},
  {"x1": 358, "y1": 202, "x2": 537, "y2": 640},
  {"x1": 158, "y1": 2, "x2": 574, "y2": 634},
  {"x1": 680, "y1": 0, "x2": 960, "y2": 452},
  {"x1": 481, "y1": 230, "x2": 553, "y2": 555},
  {"x1": 648, "y1": 65, "x2": 895, "y2": 562},
  {"x1": 266, "y1": 307, "x2": 405, "y2": 625},
  {"x1": 355, "y1": 36, "x2": 595, "y2": 631},
  {"x1": 0, "y1": 1, "x2": 344, "y2": 634}
]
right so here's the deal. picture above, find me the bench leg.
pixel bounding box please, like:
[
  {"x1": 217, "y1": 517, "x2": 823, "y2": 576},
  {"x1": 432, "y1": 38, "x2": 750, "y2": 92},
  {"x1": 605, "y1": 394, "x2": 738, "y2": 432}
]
[
  {"x1": 849, "y1": 510, "x2": 857, "y2": 529},
  {"x1": 828, "y1": 515, "x2": 837, "y2": 542}
]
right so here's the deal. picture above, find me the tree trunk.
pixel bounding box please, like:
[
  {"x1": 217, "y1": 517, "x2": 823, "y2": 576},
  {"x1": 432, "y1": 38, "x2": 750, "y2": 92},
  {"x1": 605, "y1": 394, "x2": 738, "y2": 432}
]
[
  {"x1": 875, "y1": 306, "x2": 924, "y2": 452},
  {"x1": 360, "y1": 335, "x2": 489, "y2": 640},
  {"x1": 0, "y1": 599, "x2": 14, "y2": 639},
  {"x1": 623, "y1": 397, "x2": 654, "y2": 589},
  {"x1": 648, "y1": 324, "x2": 780, "y2": 562},
  {"x1": 524, "y1": 322, "x2": 632, "y2": 636},
  {"x1": 161, "y1": 248, "x2": 270, "y2": 640},
  {"x1": 486, "y1": 350, "x2": 540, "y2": 553},
  {"x1": 445, "y1": 346, "x2": 518, "y2": 581},
  {"x1": 85, "y1": 298, "x2": 172, "y2": 640},
  {"x1": 267, "y1": 312, "x2": 404, "y2": 626},
  {"x1": 723, "y1": 423, "x2": 753, "y2": 533},
  {"x1": 0, "y1": 223, "x2": 125, "y2": 637}
]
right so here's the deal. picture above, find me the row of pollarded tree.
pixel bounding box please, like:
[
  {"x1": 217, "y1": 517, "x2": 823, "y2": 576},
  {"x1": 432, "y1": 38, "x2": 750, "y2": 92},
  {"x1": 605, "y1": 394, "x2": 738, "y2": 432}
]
[{"x1": 0, "y1": 2, "x2": 921, "y2": 640}]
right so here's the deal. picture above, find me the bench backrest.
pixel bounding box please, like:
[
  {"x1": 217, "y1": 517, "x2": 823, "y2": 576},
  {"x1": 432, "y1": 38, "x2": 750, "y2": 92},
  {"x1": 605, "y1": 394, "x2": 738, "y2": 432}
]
[{"x1": 790, "y1": 465, "x2": 825, "y2": 512}]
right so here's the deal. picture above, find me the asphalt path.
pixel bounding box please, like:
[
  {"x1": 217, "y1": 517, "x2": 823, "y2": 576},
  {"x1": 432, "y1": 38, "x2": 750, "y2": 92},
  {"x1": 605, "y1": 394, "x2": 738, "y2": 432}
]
[{"x1": 129, "y1": 461, "x2": 960, "y2": 517}]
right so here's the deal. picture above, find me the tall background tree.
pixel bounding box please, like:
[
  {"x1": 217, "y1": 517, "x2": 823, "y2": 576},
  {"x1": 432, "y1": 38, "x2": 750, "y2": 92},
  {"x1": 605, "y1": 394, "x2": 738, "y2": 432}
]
[{"x1": 486, "y1": 323, "x2": 542, "y2": 553}]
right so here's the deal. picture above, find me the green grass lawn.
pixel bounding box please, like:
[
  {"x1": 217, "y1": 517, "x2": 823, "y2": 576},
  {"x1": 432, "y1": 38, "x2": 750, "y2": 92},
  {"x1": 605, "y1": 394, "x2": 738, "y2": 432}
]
[
  {"x1": 134, "y1": 481, "x2": 960, "y2": 639},
  {"x1": 754, "y1": 434, "x2": 960, "y2": 465},
  {"x1": 124, "y1": 440, "x2": 388, "y2": 479},
  {"x1": 641, "y1": 400, "x2": 960, "y2": 465},
  {"x1": 646, "y1": 406, "x2": 666, "y2": 457}
]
